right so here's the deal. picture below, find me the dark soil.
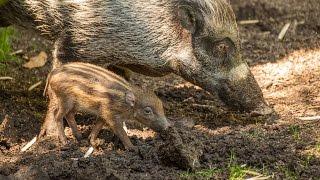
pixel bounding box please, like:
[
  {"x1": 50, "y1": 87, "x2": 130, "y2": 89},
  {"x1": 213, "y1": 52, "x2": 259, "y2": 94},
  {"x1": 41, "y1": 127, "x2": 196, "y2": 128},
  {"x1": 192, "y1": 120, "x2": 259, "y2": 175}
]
[
  {"x1": 1, "y1": 0, "x2": 320, "y2": 179},
  {"x1": 158, "y1": 127, "x2": 203, "y2": 171}
]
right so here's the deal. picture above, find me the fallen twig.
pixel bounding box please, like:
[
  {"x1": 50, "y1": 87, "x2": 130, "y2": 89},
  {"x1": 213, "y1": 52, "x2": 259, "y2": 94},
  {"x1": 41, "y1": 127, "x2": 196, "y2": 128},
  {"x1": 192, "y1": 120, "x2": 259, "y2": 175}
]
[
  {"x1": 308, "y1": 106, "x2": 320, "y2": 109},
  {"x1": 84, "y1": 146, "x2": 94, "y2": 158},
  {"x1": 297, "y1": 116, "x2": 320, "y2": 121},
  {"x1": 278, "y1": 22, "x2": 291, "y2": 40},
  {"x1": 182, "y1": 97, "x2": 194, "y2": 103},
  {"x1": 28, "y1": 81, "x2": 42, "y2": 91},
  {"x1": 239, "y1": 20, "x2": 260, "y2": 25},
  {"x1": 10, "y1": 49, "x2": 23, "y2": 56},
  {"x1": 21, "y1": 136, "x2": 37, "y2": 152},
  {"x1": 243, "y1": 170, "x2": 262, "y2": 176},
  {"x1": 246, "y1": 175, "x2": 271, "y2": 180},
  {"x1": 0, "y1": 76, "x2": 14, "y2": 80},
  {"x1": 191, "y1": 104, "x2": 217, "y2": 109},
  {"x1": 123, "y1": 122, "x2": 128, "y2": 134}
]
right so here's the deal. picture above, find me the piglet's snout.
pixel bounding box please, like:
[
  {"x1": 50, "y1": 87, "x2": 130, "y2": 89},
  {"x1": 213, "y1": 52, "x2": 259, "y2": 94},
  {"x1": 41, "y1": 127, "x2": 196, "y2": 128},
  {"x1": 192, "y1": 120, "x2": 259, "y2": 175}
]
[{"x1": 154, "y1": 118, "x2": 171, "y2": 132}]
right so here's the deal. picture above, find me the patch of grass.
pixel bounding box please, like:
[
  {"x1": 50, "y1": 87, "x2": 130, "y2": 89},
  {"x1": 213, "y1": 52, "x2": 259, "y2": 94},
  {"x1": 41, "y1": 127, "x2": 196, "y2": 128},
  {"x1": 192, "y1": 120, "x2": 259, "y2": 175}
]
[
  {"x1": 228, "y1": 151, "x2": 271, "y2": 180},
  {"x1": 180, "y1": 168, "x2": 221, "y2": 179},
  {"x1": 241, "y1": 129, "x2": 263, "y2": 139},
  {"x1": 33, "y1": 111, "x2": 44, "y2": 120},
  {"x1": 0, "y1": 27, "x2": 16, "y2": 64},
  {"x1": 0, "y1": 0, "x2": 8, "y2": 6},
  {"x1": 289, "y1": 125, "x2": 301, "y2": 140},
  {"x1": 228, "y1": 151, "x2": 246, "y2": 180},
  {"x1": 0, "y1": 63, "x2": 6, "y2": 72},
  {"x1": 302, "y1": 155, "x2": 313, "y2": 168},
  {"x1": 229, "y1": 164, "x2": 247, "y2": 180},
  {"x1": 278, "y1": 166, "x2": 298, "y2": 180}
]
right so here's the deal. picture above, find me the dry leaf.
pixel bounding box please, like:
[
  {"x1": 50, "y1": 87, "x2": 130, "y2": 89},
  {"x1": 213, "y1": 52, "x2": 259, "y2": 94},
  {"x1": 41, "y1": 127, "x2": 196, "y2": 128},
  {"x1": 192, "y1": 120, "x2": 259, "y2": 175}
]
[{"x1": 23, "y1": 51, "x2": 48, "y2": 69}]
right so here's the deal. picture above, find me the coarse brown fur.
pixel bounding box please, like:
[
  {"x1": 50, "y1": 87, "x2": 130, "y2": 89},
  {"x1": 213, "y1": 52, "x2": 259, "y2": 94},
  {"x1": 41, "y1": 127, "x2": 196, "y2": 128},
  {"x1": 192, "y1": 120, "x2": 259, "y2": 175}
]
[
  {"x1": 41, "y1": 62, "x2": 169, "y2": 149},
  {"x1": 0, "y1": 0, "x2": 274, "y2": 115}
]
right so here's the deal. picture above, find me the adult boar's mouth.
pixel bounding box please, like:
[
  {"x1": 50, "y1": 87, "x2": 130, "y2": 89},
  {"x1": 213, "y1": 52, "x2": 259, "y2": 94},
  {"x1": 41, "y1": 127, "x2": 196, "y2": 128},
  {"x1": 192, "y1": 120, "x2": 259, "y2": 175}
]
[
  {"x1": 178, "y1": 61, "x2": 275, "y2": 117},
  {"x1": 213, "y1": 66, "x2": 275, "y2": 116}
]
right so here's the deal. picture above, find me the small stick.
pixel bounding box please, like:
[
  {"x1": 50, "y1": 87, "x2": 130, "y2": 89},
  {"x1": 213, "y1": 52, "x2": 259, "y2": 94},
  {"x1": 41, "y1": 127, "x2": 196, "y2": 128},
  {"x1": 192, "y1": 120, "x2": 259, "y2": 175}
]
[
  {"x1": 246, "y1": 175, "x2": 271, "y2": 180},
  {"x1": 243, "y1": 170, "x2": 262, "y2": 176},
  {"x1": 0, "y1": 76, "x2": 14, "y2": 80},
  {"x1": 123, "y1": 122, "x2": 128, "y2": 134},
  {"x1": 278, "y1": 22, "x2": 291, "y2": 40},
  {"x1": 84, "y1": 146, "x2": 94, "y2": 158},
  {"x1": 28, "y1": 81, "x2": 42, "y2": 91},
  {"x1": 239, "y1": 20, "x2": 260, "y2": 25},
  {"x1": 21, "y1": 136, "x2": 37, "y2": 152},
  {"x1": 10, "y1": 49, "x2": 23, "y2": 56},
  {"x1": 308, "y1": 106, "x2": 320, "y2": 109},
  {"x1": 297, "y1": 116, "x2": 320, "y2": 121},
  {"x1": 191, "y1": 104, "x2": 217, "y2": 109}
]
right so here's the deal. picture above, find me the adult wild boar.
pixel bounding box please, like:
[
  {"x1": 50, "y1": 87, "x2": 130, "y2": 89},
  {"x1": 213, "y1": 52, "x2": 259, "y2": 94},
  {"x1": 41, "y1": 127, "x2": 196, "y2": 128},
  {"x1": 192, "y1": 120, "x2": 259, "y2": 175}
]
[{"x1": 0, "y1": 0, "x2": 274, "y2": 116}]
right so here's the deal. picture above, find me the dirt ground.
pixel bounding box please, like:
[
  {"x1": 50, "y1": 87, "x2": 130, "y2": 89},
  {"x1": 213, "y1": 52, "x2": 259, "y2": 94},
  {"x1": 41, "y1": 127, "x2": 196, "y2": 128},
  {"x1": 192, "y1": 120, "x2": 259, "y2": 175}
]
[{"x1": 0, "y1": 0, "x2": 320, "y2": 179}]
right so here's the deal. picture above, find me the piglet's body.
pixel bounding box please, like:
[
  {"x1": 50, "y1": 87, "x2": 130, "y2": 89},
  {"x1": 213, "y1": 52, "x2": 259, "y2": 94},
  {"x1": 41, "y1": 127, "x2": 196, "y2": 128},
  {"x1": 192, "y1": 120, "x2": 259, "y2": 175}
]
[{"x1": 41, "y1": 62, "x2": 169, "y2": 150}]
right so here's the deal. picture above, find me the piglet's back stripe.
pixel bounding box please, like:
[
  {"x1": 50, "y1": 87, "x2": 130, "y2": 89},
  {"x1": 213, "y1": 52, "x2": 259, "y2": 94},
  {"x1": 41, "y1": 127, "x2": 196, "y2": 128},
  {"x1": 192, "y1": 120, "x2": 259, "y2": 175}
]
[{"x1": 64, "y1": 63, "x2": 130, "y2": 89}]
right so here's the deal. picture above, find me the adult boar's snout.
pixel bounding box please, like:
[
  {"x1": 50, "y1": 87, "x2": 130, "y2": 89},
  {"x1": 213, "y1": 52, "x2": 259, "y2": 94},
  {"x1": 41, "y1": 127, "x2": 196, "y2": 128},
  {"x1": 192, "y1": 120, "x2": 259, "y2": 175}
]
[{"x1": 214, "y1": 66, "x2": 275, "y2": 116}]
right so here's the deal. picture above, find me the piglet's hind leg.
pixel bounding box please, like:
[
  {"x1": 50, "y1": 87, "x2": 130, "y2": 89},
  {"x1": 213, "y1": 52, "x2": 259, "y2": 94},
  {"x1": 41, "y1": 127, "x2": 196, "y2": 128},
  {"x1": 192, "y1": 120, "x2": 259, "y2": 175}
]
[
  {"x1": 65, "y1": 110, "x2": 82, "y2": 141},
  {"x1": 88, "y1": 120, "x2": 105, "y2": 147}
]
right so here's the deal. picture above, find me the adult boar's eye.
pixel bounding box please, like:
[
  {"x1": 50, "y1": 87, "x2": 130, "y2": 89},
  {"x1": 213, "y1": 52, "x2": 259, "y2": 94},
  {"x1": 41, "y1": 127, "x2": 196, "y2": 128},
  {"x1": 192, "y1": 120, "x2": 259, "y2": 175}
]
[
  {"x1": 143, "y1": 107, "x2": 153, "y2": 115},
  {"x1": 213, "y1": 38, "x2": 235, "y2": 60},
  {"x1": 217, "y1": 43, "x2": 229, "y2": 54}
]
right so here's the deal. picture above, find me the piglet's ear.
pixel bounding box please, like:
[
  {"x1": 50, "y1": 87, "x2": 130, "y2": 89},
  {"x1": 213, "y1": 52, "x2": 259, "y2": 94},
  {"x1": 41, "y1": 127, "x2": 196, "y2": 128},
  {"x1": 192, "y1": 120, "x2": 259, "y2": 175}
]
[
  {"x1": 125, "y1": 91, "x2": 135, "y2": 107},
  {"x1": 178, "y1": 5, "x2": 196, "y2": 34}
]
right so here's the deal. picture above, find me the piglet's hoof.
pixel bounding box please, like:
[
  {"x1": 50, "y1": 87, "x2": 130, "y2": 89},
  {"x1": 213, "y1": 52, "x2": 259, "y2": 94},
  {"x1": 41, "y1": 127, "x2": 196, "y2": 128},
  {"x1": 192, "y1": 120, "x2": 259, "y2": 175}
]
[
  {"x1": 75, "y1": 133, "x2": 83, "y2": 142},
  {"x1": 90, "y1": 138, "x2": 105, "y2": 148},
  {"x1": 38, "y1": 119, "x2": 59, "y2": 138},
  {"x1": 59, "y1": 140, "x2": 73, "y2": 151}
]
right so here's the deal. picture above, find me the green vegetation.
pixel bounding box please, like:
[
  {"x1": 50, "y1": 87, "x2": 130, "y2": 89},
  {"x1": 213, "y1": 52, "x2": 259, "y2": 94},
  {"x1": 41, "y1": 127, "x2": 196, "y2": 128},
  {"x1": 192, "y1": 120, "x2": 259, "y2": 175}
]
[
  {"x1": 180, "y1": 168, "x2": 221, "y2": 179},
  {"x1": 278, "y1": 166, "x2": 298, "y2": 180},
  {"x1": 0, "y1": 0, "x2": 8, "y2": 6},
  {"x1": 241, "y1": 129, "x2": 263, "y2": 139},
  {"x1": 228, "y1": 151, "x2": 271, "y2": 180},
  {"x1": 302, "y1": 155, "x2": 313, "y2": 168},
  {"x1": 229, "y1": 164, "x2": 247, "y2": 180},
  {"x1": 228, "y1": 151, "x2": 247, "y2": 180},
  {"x1": 0, "y1": 27, "x2": 15, "y2": 61},
  {"x1": 0, "y1": 27, "x2": 16, "y2": 71},
  {"x1": 180, "y1": 152, "x2": 273, "y2": 179},
  {"x1": 289, "y1": 125, "x2": 301, "y2": 140}
]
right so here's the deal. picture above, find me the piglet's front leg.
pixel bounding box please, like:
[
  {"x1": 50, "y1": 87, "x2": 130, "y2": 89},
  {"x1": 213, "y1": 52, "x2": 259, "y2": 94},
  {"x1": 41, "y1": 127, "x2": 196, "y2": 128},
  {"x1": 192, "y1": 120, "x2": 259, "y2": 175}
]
[
  {"x1": 39, "y1": 91, "x2": 59, "y2": 138},
  {"x1": 106, "y1": 115, "x2": 136, "y2": 151},
  {"x1": 88, "y1": 120, "x2": 105, "y2": 147}
]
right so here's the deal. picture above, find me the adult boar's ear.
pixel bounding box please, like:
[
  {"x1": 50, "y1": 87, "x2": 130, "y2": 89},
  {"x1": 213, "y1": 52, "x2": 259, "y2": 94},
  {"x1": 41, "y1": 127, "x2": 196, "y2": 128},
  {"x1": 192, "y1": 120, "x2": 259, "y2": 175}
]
[
  {"x1": 125, "y1": 91, "x2": 135, "y2": 107},
  {"x1": 177, "y1": 5, "x2": 197, "y2": 34}
]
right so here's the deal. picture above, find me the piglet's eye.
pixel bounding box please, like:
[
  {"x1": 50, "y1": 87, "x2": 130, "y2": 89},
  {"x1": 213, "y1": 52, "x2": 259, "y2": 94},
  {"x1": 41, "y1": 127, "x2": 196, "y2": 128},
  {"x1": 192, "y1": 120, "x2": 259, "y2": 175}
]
[{"x1": 143, "y1": 107, "x2": 153, "y2": 115}]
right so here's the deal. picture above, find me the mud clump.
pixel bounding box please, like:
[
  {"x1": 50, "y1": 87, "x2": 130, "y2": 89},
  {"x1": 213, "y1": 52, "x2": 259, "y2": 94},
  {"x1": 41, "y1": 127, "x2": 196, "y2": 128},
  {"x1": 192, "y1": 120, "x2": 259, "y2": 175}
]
[
  {"x1": 10, "y1": 166, "x2": 50, "y2": 180},
  {"x1": 157, "y1": 127, "x2": 203, "y2": 171}
]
